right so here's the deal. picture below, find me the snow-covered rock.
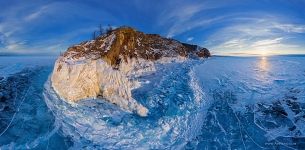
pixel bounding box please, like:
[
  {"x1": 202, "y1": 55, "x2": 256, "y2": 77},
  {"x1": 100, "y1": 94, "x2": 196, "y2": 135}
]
[
  {"x1": 51, "y1": 58, "x2": 150, "y2": 116},
  {"x1": 51, "y1": 26, "x2": 210, "y2": 116}
]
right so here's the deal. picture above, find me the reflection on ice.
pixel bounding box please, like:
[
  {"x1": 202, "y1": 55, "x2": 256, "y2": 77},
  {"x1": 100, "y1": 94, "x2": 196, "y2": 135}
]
[
  {"x1": 258, "y1": 56, "x2": 269, "y2": 71},
  {"x1": 254, "y1": 56, "x2": 272, "y2": 87},
  {"x1": 257, "y1": 56, "x2": 269, "y2": 76}
]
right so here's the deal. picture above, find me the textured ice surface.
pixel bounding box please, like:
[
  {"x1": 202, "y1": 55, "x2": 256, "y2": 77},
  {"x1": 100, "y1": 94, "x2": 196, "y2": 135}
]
[
  {"x1": 0, "y1": 56, "x2": 71, "y2": 149},
  {"x1": 44, "y1": 60, "x2": 206, "y2": 149},
  {"x1": 1, "y1": 56, "x2": 305, "y2": 149},
  {"x1": 187, "y1": 56, "x2": 305, "y2": 149}
]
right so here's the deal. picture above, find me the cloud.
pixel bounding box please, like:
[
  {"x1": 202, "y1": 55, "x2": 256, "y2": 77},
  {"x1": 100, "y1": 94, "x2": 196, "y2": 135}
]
[
  {"x1": 0, "y1": 0, "x2": 304, "y2": 55},
  {"x1": 155, "y1": 1, "x2": 305, "y2": 55},
  {"x1": 251, "y1": 38, "x2": 283, "y2": 47},
  {"x1": 158, "y1": 1, "x2": 227, "y2": 37},
  {"x1": 0, "y1": 25, "x2": 98, "y2": 54},
  {"x1": 220, "y1": 39, "x2": 245, "y2": 49},
  {"x1": 272, "y1": 23, "x2": 305, "y2": 33},
  {"x1": 166, "y1": 16, "x2": 224, "y2": 38},
  {"x1": 24, "y1": 5, "x2": 50, "y2": 21},
  {"x1": 186, "y1": 37, "x2": 194, "y2": 42},
  {"x1": 205, "y1": 15, "x2": 305, "y2": 55},
  {"x1": 0, "y1": 2, "x2": 51, "y2": 53},
  {"x1": 0, "y1": 1, "x2": 99, "y2": 54}
]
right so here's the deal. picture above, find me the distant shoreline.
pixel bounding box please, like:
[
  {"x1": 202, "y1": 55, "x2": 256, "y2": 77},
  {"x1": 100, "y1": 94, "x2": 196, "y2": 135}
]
[
  {"x1": 213, "y1": 54, "x2": 305, "y2": 57},
  {"x1": 1, "y1": 53, "x2": 305, "y2": 58},
  {"x1": 0, "y1": 53, "x2": 59, "y2": 57}
]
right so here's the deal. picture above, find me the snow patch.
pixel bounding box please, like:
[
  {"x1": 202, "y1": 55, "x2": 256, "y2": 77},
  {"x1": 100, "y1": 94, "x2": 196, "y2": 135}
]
[{"x1": 99, "y1": 33, "x2": 116, "y2": 52}]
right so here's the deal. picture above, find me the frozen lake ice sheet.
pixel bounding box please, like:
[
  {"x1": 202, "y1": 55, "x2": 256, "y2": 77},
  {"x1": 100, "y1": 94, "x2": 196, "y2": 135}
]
[
  {"x1": 43, "y1": 60, "x2": 206, "y2": 149},
  {"x1": 0, "y1": 56, "x2": 71, "y2": 149},
  {"x1": 0, "y1": 56, "x2": 56, "y2": 79},
  {"x1": 1, "y1": 55, "x2": 305, "y2": 149},
  {"x1": 188, "y1": 55, "x2": 305, "y2": 149}
]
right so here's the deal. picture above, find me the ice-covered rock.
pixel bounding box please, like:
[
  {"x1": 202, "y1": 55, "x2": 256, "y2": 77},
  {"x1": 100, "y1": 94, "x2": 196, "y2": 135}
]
[{"x1": 51, "y1": 26, "x2": 210, "y2": 116}]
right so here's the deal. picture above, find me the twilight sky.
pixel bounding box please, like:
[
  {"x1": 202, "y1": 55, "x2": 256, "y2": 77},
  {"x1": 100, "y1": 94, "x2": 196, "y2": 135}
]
[{"x1": 1, "y1": 0, "x2": 305, "y2": 55}]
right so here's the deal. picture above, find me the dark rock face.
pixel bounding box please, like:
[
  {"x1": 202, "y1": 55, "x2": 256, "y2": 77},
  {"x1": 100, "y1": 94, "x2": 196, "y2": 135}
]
[
  {"x1": 196, "y1": 48, "x2": 211, "y2": 58},
  {"x1": 64, "y1": 26, "x2": 211, "y2": 67}
]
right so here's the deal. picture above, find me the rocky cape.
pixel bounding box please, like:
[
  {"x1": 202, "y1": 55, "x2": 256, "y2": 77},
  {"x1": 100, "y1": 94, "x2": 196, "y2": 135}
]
[{"x1": 51, "y1": 26, "x2": 210, "y2": 116}]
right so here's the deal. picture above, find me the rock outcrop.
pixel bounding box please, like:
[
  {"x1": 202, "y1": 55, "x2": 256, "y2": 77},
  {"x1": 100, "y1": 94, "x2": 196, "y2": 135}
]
[{"x1": 51, "y1": 26, "x2": 210, "y2": 116}]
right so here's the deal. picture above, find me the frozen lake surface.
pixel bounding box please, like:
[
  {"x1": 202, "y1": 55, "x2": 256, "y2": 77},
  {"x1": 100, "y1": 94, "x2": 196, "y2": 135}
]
[
  {"x1": 191, "y1": 56, "x2": 305, "y2": 149},
  {"x1": 0, "y1": 55, "x2": 305, "y2": 149}
]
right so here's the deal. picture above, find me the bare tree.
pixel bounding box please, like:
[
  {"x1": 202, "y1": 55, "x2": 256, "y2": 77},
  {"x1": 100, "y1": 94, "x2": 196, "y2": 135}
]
[
  {"x1": 91, "y1": 24, "x2": 113, "y2": 40},
  {"x1": 99, "y1": 24, "x2": 104, "y2": 36},
  {"x1": 92, "y1": 31, "x2": 97, "y2": 40},
  {"x1": 106, "y1": 24, "x2": 113, "y2": 35}
]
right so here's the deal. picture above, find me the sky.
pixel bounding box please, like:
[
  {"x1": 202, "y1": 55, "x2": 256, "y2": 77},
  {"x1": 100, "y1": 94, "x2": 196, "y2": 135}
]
[{"x1": 0, "y1": 0, "x2": 305, "y2": 55}]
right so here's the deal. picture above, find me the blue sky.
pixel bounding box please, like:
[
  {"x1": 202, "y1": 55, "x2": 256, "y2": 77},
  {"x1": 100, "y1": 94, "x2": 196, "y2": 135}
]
[{"x1": 0, "y1": 0, "x2": 305, "y2": 55}]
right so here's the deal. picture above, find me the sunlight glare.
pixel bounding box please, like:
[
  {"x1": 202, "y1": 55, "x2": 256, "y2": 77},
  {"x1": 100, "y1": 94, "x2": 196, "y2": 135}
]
[{"x1": 260, "y1": 50, "x2": 268, "y2": 56}]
